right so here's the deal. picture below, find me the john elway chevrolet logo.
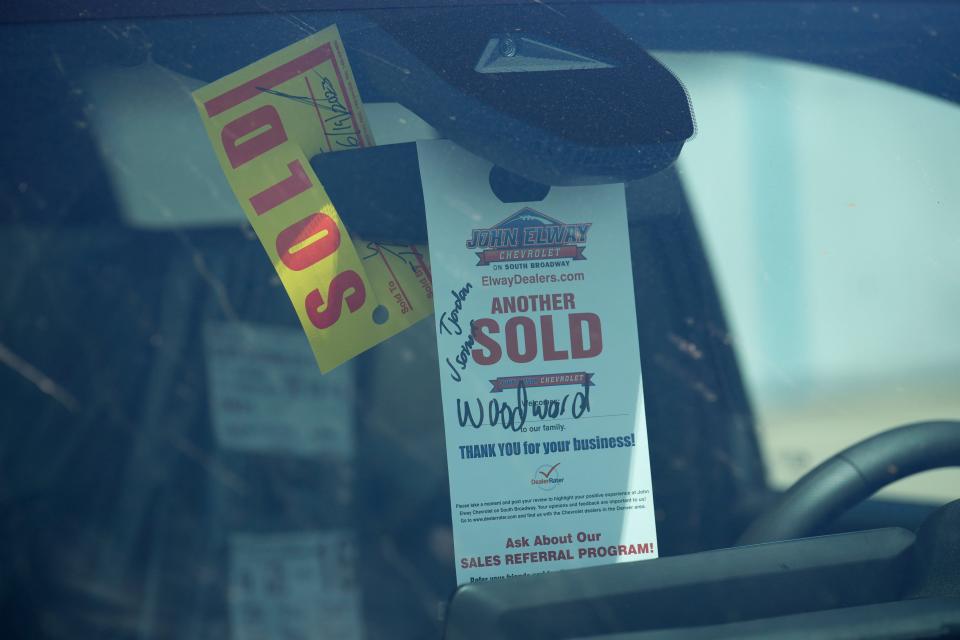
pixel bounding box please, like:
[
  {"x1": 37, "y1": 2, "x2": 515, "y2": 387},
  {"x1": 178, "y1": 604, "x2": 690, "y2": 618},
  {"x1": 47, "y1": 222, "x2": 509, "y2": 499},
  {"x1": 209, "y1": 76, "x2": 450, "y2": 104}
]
[{"x1": 466, "y1": 207, "x2": 590, "y2": 266}]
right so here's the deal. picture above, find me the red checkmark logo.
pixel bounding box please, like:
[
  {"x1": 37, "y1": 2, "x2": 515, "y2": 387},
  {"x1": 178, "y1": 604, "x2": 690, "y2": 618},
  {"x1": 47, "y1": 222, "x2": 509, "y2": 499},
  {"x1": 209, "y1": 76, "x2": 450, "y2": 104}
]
[{"x1": 539, "y1": 463, "x2": 561, "y2": 478}]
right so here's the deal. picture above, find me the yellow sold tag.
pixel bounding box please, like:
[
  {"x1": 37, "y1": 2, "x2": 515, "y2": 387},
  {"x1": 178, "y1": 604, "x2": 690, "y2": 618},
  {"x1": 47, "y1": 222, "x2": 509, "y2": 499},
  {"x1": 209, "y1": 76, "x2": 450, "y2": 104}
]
[
  {"x1": 356, "y1": 238, "x2": 434, "y2": 319},
  {"x1": 193, "y1": 25, "x2": 432, "y2": 373}
]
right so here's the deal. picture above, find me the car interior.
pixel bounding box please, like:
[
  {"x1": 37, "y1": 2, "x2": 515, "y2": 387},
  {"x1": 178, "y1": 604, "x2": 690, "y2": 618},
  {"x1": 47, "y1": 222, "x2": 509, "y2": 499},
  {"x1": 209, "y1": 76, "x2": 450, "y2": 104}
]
[{"x1": 1, "y1": 3, "x2": 959, "y2": 639}]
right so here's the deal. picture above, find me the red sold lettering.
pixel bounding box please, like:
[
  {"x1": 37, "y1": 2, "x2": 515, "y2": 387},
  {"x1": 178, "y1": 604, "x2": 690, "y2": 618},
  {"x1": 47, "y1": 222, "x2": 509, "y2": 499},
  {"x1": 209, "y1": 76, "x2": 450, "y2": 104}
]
[
  {"x1": 305, "y1": 270, "x2": 366, "y2": 329},
  {"x1": 570, "y1": 312, "x2": 603, "y2": 359},
  {"x1": 275, "y1": 212, "x2": 341, "y2": 271},
  {"x1": 471, "y1": 313, "x2": 603, "y2": 365},
  {"x1": 505, "y1": 316, "x2": 537, "y2": 363},
  {"x1": 250, "y1": 160, "x2": 312, "y2": 215},
  {"x1": 204, "y1": 42, "x2": 370, "y2": 337},
  {"x1": 221, "y1": 105, "x2": 287, "y2": 169},
  {"x1": 540, "y1": 314, "x2": 569, "y2": 361},
  {"x1": 471, "y1": 318, "x2": 501, "y2": 365}
]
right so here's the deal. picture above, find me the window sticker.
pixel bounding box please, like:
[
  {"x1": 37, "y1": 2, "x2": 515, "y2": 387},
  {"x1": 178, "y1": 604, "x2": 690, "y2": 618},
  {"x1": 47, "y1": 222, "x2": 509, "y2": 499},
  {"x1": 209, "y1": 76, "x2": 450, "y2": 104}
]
[
  {"x1": 229, "y1": 531, "x2": 363, "y2": 640},
  {"x1": 193, "y1": 26, "x2": 432, "y2": 373},
  {"x1": 418, "y1": 140, "x2": 658, "y2": 585},
  {"x1": 205, "y1": 322, "x2": 355, "y2": 457}
]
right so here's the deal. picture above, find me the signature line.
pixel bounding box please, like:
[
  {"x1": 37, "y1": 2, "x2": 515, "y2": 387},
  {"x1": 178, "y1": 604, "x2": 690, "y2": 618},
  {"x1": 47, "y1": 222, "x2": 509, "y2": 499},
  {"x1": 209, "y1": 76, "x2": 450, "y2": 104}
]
[
  {"x1": 410, "y1": 244, "x2": 432, "y2": 282},
  {"x1": 377, "y1": 245, "x2": 413, "y2": 312},
  {"x1": 304, "y1": 76, "x2": 332, "y2": 150}
]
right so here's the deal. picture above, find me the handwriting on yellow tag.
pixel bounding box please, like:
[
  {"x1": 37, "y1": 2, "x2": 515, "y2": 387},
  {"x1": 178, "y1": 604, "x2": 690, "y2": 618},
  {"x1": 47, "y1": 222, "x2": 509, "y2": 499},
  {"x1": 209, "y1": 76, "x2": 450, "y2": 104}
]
[
  {"x1": 356, "y1": 238, "x2": 434, "y2": 318},
  {"x1": 193, "y1": 25, "x2": 433, "y2": 373}
]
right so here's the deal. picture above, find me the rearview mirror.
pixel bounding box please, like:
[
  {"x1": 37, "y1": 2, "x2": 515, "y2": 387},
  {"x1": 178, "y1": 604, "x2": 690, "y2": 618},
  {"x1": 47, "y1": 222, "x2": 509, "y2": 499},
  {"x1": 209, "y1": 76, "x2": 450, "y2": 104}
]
[{"x1": 346, "y1": 4, "x2": 695, "y2": 185}]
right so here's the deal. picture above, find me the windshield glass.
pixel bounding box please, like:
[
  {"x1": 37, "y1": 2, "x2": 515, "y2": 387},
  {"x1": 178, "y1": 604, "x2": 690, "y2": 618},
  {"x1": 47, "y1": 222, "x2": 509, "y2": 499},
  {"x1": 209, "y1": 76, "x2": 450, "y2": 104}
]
[{"x1": 2, "y1": 3, "x2": 958, "y2": 639}]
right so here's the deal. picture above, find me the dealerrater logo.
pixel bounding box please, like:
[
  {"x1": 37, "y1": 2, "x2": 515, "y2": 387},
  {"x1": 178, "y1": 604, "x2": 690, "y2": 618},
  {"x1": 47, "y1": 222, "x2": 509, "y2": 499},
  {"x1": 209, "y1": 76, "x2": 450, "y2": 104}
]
[
  {"x1": 531, "y1": 463, "x2": 564, "y2": 491},
  {"x1": 466, "y1": 207, "x2": 590, "y2": 267}
]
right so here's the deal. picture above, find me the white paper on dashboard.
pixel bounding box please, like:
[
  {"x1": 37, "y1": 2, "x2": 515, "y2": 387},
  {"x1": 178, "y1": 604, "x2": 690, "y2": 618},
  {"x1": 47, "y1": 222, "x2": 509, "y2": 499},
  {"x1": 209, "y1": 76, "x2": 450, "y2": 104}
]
[
  {"x1": 228, "y1": 530, "x2": 363, "y2": 640},
  {"x1": 418, "y1": 140, "x2": 658, "y2": 585},
  {"x1": 205, "y1": 322, "x2": 355, "y2": 457}
]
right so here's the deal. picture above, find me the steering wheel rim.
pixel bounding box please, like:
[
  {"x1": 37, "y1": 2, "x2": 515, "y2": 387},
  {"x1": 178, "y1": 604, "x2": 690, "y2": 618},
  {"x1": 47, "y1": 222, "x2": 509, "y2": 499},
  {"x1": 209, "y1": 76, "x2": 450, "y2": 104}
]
[{"x1": 738, "y1": 420, "x2": 960, "y2": 545}]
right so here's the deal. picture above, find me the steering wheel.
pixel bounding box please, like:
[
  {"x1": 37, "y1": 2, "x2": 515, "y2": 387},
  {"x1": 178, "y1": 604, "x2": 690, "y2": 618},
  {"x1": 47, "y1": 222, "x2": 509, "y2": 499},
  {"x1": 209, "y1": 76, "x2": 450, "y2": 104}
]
[{"x1": 738, "y1": 420, "x2": 960, "y2": 545}]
